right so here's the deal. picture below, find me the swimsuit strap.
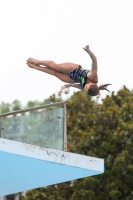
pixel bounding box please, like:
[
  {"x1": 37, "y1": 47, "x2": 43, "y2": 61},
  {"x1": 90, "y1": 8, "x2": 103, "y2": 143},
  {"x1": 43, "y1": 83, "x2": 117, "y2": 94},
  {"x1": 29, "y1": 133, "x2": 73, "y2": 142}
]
[
  {"x1": 88, "y1": 77, "x2": 98, "y2": 83},
  {"x1": 85, "y1": 69, "x2": 98, "y2": 83}
]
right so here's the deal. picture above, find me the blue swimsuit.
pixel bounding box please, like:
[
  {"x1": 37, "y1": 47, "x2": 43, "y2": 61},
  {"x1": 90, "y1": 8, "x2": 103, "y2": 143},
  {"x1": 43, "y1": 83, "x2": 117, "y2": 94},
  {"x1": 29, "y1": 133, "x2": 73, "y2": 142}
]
[{"x1": 68, "y1": 65, "x2": 90, "y2": 88}]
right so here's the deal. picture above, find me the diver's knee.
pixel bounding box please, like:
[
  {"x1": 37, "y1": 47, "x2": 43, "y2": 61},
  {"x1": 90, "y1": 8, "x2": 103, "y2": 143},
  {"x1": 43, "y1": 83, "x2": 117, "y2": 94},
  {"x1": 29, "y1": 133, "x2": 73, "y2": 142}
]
[
  {"x1": 53, "y1": 70, "x2": 59, "y2": 77},
  {"x1": 50, "y1": 61, "x2": 58, "y2": 69}
]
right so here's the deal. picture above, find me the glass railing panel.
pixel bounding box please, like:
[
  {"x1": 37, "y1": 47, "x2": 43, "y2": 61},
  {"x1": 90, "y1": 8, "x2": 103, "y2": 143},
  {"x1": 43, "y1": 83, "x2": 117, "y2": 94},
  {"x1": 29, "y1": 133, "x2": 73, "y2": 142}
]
[{"x1": 0, "y1": 102, "x2": 67, "y2": 151}]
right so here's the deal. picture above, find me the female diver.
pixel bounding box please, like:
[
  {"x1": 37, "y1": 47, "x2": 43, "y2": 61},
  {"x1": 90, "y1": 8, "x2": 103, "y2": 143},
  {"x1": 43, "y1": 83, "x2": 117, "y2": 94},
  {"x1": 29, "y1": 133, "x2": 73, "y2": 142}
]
[{"x1": 26, "y1": 45, "x2": 111, "y2": 96}]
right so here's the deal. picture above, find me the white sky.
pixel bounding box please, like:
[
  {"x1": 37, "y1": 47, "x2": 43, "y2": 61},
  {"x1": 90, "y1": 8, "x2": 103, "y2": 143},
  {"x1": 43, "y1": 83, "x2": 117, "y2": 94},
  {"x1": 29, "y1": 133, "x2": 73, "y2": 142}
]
[{"x1": 0, "y1": 0, "x2": 133, "y2": 106}]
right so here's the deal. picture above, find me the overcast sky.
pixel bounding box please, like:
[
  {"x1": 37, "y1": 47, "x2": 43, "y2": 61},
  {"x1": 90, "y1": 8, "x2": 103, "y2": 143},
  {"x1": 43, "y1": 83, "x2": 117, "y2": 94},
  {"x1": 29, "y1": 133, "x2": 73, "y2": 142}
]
[{"x1": 0, "y1": 0, "x2": 133, "y2": 106}]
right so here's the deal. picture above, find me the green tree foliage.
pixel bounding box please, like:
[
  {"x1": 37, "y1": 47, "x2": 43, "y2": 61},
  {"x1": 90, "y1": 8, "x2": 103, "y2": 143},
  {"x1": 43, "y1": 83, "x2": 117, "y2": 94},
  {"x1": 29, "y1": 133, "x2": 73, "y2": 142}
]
[
  {"x1": 0, "y1": 91, "x2": 62, "y2": 113},
  {"x1": 25, "y1": 100, "x2": 42, "y2": 108},
  {"x1": 25, "y1": 92, "x2": 63, "y2": 109},
  {"x1": 3, "y1": 86, "x2": 133, "y2": 199},
  {"x1": 0, "y1": 102, "x2": 11, "y2": 113},
  {"x1": 0, "y1": 100, "x2": 22, "y2": 113},
  {"x1": 12, "y1": 100, "x2": 22, "y2": 111}
]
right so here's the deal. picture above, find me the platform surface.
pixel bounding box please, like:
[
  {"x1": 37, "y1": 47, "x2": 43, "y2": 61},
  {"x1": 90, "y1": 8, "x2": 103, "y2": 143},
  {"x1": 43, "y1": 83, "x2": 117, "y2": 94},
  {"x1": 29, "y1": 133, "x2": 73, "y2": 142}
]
[{"x1": 0, "y1": 138, "x2": 104, "y2": 196}]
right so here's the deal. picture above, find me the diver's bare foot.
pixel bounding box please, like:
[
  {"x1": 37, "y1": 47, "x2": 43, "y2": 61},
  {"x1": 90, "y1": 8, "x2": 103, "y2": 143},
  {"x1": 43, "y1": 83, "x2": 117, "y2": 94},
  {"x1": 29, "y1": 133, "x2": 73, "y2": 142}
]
[{"x1": 26, "y1": 58, "x2": 39, "y2": 65}]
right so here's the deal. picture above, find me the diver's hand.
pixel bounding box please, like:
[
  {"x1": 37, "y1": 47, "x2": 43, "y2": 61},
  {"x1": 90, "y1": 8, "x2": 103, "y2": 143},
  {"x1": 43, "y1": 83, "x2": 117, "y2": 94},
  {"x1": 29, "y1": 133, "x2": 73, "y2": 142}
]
[
  {"x1": 60, "y1": 84, "x2": 71, "y2": 90},
  {"x1": 83, "y1": 45, "x2": 90, "y2": 52}
]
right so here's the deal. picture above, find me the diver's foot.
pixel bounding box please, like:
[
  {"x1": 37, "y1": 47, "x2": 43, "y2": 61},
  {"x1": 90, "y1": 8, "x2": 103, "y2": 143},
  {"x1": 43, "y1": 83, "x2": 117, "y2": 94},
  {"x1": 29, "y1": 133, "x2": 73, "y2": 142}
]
[{"x1": 26, "y1": 58, "x2": 39, "y2": 65}]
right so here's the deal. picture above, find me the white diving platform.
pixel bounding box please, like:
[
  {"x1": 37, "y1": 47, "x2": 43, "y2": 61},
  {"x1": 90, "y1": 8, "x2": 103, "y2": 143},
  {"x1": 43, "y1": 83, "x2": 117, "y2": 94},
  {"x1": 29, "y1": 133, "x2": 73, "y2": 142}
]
[
  {"x1": 0, "y1": 102, "x2": 104, "y2": 197},
  {"x1": 0, "y1": 138, "x2": 104, "y2": 196}
]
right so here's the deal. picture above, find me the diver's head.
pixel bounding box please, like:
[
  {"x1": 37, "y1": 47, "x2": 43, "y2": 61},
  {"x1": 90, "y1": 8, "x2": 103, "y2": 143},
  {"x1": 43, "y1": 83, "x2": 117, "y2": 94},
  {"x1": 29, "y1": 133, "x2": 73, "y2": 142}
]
[
  {"x1": 84, "y1": 83, "x2": 112, "y2": 96},
  {"x1": 87, "y1": 84, "x2": 99, "y2": 96}
]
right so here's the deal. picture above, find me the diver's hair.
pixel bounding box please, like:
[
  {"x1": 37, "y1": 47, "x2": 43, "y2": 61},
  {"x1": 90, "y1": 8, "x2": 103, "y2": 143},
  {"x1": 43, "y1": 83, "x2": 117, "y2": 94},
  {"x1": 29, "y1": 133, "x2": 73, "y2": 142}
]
[
  {"x1": 87, "y1": 85, "x2": 99, "y2": 96},
  {"x1": 87, "y1": 84, "x2": 112, "y2": 96}
]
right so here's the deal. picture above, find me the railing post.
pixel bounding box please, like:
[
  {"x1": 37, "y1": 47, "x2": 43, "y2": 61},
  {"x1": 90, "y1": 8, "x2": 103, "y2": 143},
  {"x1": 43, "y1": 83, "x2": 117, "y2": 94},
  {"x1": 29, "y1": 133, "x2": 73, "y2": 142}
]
[
  {"x1": 63, "y1": 103, "x2": 67, "y2": 151},
  {"x1": 0, "y1": 119, "x2": 4, "y2": 138}
]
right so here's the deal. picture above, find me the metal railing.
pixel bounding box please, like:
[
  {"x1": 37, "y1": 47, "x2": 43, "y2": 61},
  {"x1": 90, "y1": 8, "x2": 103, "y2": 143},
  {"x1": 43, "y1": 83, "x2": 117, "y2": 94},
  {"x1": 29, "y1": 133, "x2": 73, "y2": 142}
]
[{"x1": 0, "y1": 101, "x2": 67, "y2": 151}]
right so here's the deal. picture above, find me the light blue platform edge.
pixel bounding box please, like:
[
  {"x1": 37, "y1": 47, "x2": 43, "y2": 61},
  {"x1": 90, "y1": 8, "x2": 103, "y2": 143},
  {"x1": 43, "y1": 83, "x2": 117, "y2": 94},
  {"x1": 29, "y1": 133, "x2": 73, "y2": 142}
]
[{"x1": 0, "y1": 138, "x2": 104, "y2": 196}]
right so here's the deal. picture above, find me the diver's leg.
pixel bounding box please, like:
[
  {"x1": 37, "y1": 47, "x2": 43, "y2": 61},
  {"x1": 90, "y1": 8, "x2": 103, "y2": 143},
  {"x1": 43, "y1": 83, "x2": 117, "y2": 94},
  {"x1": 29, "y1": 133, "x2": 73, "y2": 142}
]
[
  {"x1": 27, "y1": 63, "x2": 74, "y2": 83},
  {"x1": 27, "y1": 58, "x2": 79, "y2": 74}
]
